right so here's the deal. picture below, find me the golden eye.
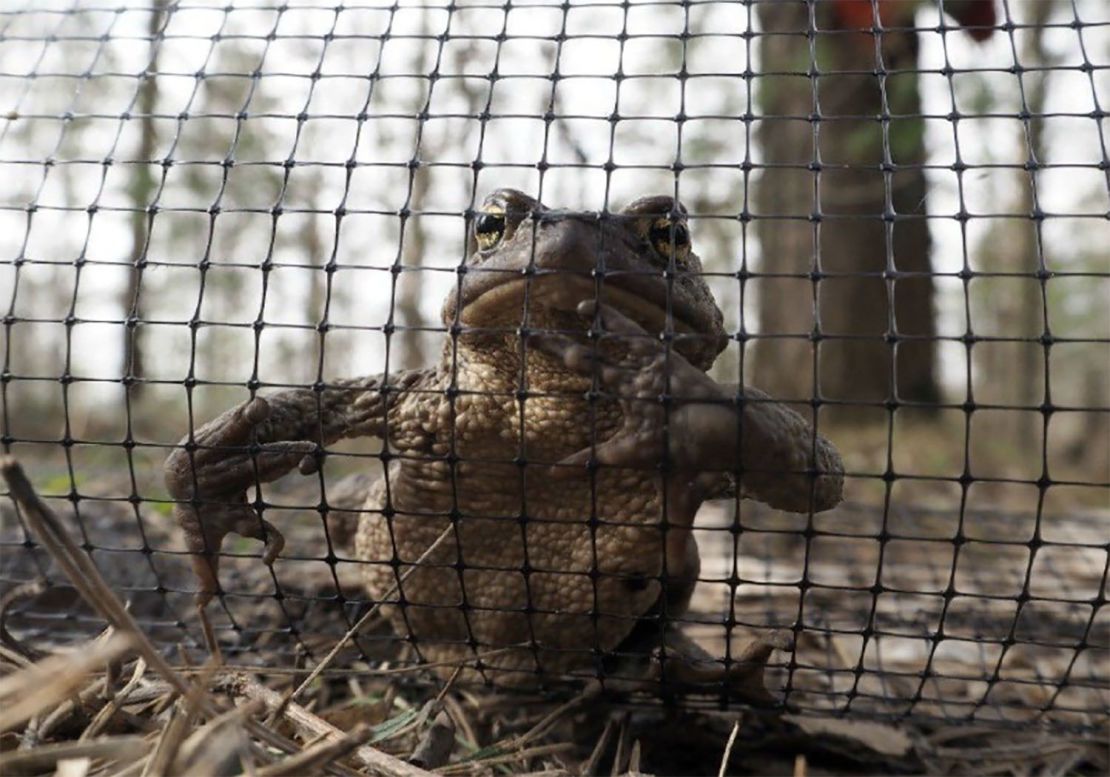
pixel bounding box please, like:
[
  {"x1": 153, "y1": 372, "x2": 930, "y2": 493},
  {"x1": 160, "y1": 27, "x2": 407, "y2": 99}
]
[
  {"x1": 474, "y1": 207, "x2": 506, "y2": 251},
  {"x1": 649, "y1": 217, "x2": 690, "y2": 258}
]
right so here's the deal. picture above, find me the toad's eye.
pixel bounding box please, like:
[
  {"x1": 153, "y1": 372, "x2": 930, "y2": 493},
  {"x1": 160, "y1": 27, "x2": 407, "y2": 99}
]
[
  {"x1": 649, "y1": 218, "x2": 690, "y2": 258},
  {"x1": 474, "y1": 210, "x2": 506, "y2": 251}
]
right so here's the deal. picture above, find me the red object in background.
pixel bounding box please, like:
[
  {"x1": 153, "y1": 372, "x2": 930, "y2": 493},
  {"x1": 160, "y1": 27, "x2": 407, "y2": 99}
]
[
  {"x1": 829, "y1": 0, "x2": 996, "y2": 41},
  {"x1": 943, "y1": 0, "x2": 997, "y2": 40}
]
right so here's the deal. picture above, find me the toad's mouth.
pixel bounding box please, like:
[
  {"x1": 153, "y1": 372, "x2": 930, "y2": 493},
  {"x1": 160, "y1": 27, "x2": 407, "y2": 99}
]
[{"x1": 455, "y1": 269, "x2": 706, "y2": 338}]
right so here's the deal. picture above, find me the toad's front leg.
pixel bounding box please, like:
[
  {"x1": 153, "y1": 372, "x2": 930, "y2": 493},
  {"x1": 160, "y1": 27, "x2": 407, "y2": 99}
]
[
  {"x1": 530, "y1": 300, "x2": 844, "y2": 517},
  {"x1": 532, "y1": 301, "x2": 843, "y2": 703},
  {"x1": 163, "y1": 371, "x2": 428, "y2": 610}
]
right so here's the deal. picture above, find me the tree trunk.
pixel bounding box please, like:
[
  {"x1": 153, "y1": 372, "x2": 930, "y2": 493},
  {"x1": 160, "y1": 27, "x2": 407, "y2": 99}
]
[
  {"x1": 122, "y1": 0, "x2": 168, "y2": 403},
  {"x1": 393, "y1": 10, "x2": 433, "y2": 372},
  {"x1": 752, "y1": 2, "x2": 938, "y2": 419},
  {"x1": 973, "y1": 1, "x2": 1054, "y2": 449}
]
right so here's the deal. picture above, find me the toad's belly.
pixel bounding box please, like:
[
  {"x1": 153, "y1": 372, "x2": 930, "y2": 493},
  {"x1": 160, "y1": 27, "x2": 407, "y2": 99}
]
[{"x1": 354, "y1": 459, "x2": 668, "y2": 685}]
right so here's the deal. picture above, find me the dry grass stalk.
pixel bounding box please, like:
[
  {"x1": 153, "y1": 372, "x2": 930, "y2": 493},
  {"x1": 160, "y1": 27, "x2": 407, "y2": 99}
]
[
  {"x1": 0, "y1": 736, "x2": 149, "y2": 776},
  {"x1": 225, "y1": 672, "x2": 435, "y2": 777},
  {"x1": 33, "y1": 679, "x2": 108, "y2": 747},
  {"x1": 437, "y1": 743, "x2": 577, "y2": 775},
  {"x1": 0, "y1": 632, "x2": 133, "y2": 733},
  {"x1": 175, "y1": 721, "x2": 253, "y2": 777},
  {"x1": 80, "y1": 658, "x2": 148, "y2": 741},
  {"x1": 626, "y1": 739, "x2": 642, "y2": 774},
  {"x1": 0, "y1": 642, "x2": 34, "y2": 669},
  {"x1": 717, "y1": 718, "x2": 741, "y2": 777},
  {"x1": 55, "y1": 757, "x2": 92, "y2": 777},
  {"x1": 287, "y1": 524, "x2": 455, "y2": 704},
  {"x1": 142, "y1": 654, "x2": 226, "y2": 775},
  {"x1": 579, "y1": 717, "x2": 617, "y2": 777},
  {"x1": 0, "y1": 459, "x2": 197, "y2": 702},
  {"x1": 441, "y1": 694, "x2": 478, "y2": 751},
  {"x1": 253, "y1": 722, "x2": 374, "y2": 776},
  {"x1": 172, "y1": 697, "x2": 268, "y2": 774},
  {"x1": 514, "y1": 684, "x2": 599, "y2": 750},
  {"x1": 609, "y1": 714, "x2": 630, "y2": 777},
  {"x1": 0, "y1": 578, "x2": 48, "y2": 661},
  {"x1": 0, "y1": 457, "x2": 414, "y2": 777},
  {"x1": 141, "y1": 700, "x2": 196, "y2": 777}
]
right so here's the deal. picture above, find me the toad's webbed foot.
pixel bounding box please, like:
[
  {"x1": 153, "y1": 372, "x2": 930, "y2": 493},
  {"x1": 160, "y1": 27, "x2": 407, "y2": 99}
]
[
  {"x1": 608, "y1": 627, "x2": 793, "y2": 708},
  {"x1": 531, "y1": 300, "x2": 843, "y2": 514},
  {"x1": 164, "y1": 371, "x2": 430, "y2": 613},
  {"x1": 164, "y1": 397, "x2": 319, "y2": 608}
]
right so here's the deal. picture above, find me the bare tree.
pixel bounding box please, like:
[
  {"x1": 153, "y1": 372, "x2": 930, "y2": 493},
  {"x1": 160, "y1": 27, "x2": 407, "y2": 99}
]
[
  {"x1": 170, "y1": 39, "x2": 283, "y2": 417},
  {"x1": 121, "y1": 0, "x2": 169, "y2": 403},
  {"x1": 752, "y1": 1, "x2": 942, "y2": 417},
  {"x1": 391, "y1": 10, "x2": 435, "y2": 372},
  {"x1": 974, "y1": 1, "x2": 1055, "y2": 449}
]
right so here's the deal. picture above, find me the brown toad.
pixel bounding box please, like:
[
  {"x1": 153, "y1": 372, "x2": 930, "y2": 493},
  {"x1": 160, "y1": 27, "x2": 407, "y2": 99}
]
[{"x1": 165, "y1": 189, "x2": 843, "y2": 699}]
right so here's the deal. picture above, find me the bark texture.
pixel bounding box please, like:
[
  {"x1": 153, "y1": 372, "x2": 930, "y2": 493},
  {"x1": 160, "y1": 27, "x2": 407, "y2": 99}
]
[
  {"x1": 122, "y1": 0, "x2": 169, "y2": 400},
  {"x1": 752, "y1": 2, "x2": 938, "y2": 417}
]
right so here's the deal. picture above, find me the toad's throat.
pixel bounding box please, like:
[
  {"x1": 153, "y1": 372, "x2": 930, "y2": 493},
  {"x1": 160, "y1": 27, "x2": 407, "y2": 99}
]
[{"x1": 458, "y1": 271, "x2": 699, "y2": 336}]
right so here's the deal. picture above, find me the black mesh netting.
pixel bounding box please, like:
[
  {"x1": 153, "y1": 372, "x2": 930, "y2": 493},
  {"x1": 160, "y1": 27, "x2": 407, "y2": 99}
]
[{"x1": 0, "y1": 0, "x2": 1107, "y2": 733}]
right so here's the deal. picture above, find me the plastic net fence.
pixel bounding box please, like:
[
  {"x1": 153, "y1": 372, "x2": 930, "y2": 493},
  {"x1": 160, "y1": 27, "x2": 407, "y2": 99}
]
[{"x1": 0, "y1": 0, "x2": 1107, "y2": 733}]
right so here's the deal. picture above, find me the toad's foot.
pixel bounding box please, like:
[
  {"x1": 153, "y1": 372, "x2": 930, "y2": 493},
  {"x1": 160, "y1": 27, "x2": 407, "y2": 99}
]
[
  {"x1": 608, "y1": 628, "x2": 793, "y2": 708},
  {"x1": 164, "y1": 397, "x2": 319, "y2": 609}
]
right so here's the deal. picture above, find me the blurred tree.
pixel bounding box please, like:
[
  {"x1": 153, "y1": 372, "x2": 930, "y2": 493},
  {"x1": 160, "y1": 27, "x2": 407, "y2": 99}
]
[
  {"x1": 171, "y1": 36, "x2": 283, "y2": 417},
  {"x1": 286, "y1": 132, "x2": 331, "y2": 387},
  {"x1": 3, "y1": 8, "x2": 123, "y2": 437},
  {"x1": 393, "y1": 9, "x2": 434, "y2": 372},
  {"x1": 973, "y1": 1, "x2": 1055, "y2": 451},
  {"x1": 121, "y1": 0, "x2": 169, "y2": 403},
  {"x1": 752, "y1": 0, "x2": 994, "y2": 418}
]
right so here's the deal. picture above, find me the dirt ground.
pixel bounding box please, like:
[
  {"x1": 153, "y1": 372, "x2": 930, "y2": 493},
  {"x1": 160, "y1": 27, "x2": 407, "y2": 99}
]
[{"x1": 1, "y1": 455, "x2": 1107, "y2": 775}]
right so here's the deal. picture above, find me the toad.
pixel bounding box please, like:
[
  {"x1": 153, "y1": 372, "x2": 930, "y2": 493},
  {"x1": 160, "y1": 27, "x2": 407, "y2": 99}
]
[{"x1": 165, "y1": 189, "x2": 843, "y2": 701}]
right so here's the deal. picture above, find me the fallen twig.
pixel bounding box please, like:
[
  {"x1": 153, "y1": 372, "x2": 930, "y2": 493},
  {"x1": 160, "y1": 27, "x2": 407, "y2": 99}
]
[
  {"x1": 225, "y1": 672, "x2": 435, "y2": 777},
  {"x1": 255, "y1": 722, "x2": 375, "y2": 776}
]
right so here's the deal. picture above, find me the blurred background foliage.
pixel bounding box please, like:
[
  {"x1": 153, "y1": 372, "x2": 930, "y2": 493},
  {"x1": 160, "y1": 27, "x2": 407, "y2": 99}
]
[{"x1": 0, "y1": 0, "x2": 1106, "y2": 511}]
